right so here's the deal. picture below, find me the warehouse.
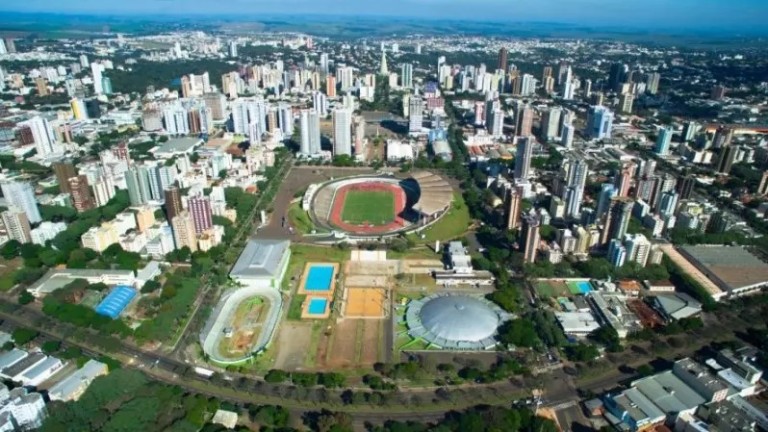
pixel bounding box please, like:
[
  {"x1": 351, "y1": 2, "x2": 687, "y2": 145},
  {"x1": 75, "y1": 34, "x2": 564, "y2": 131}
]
[{"x1": 229, "y1": 239, "x2": 291, "y2": 289}]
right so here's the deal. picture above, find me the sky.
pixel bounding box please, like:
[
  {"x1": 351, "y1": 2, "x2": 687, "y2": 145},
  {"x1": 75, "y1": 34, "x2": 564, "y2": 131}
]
[{"x1": 3, "y1": 0, "x2": 768, "y2": 30}]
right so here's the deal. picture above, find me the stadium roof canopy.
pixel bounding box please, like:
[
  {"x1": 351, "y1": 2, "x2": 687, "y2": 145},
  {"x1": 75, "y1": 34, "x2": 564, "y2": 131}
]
[{"x1": 405, "y1": 293, "x2": 511, "y2": 350}]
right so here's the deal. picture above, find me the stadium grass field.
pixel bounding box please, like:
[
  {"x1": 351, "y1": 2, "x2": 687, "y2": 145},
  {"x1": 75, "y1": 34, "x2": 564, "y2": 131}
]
[{"x1": 341, "y1": 190, "x2": 395, "y2": 225}]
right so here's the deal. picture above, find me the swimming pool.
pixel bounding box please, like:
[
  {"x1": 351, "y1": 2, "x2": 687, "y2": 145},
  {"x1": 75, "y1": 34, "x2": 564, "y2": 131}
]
[
  {"x1": 305, "y1": 265, "x2": 335, "y2": 291},
  {"x1": 308, "y1": 298, "x2": 328, "y2": 315},
  {"x1": 567, "y1": 280, "x2": 593, "y2": 295}
]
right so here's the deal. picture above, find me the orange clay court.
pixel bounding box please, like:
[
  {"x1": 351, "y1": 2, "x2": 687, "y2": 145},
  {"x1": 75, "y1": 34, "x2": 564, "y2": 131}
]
[{"x1": 344, "y1": 288, "x2": 387, "y2": 318}]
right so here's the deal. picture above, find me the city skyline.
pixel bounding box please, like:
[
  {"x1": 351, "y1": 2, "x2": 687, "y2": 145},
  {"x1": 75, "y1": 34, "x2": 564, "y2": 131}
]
[{"x1": 2, "y1": 0, "x2": 768, "y2": 31}]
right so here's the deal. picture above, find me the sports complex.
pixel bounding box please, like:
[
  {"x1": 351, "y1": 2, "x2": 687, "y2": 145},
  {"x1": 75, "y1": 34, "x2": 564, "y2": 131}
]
[{"x1": 305, "y1": 172, "x2": 454, "y2": 238}]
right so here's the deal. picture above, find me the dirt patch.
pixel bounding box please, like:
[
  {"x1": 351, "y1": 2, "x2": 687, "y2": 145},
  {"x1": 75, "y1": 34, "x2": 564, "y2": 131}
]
[
  {"x1": 360, "y1": 320, "x2": 381, "y2": 365},
  {"x1": 345, "y1": 288, "x2": 387, "y2": 318},
  {"x1": 274, "y1": 322, "x2": 313, "y2": 371},
  {"x1": 326, "y1": 319, "x2": 359, "y2": 369}
]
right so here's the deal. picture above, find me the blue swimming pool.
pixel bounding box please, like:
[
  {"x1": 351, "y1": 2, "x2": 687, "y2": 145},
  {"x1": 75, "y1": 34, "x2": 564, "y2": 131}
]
[
  {"x1": 308, "y1": 298, "x2": 328, "y2": 315},
  {"x1": 305, "y1": 265, "x2": 334, "y2": 291}
]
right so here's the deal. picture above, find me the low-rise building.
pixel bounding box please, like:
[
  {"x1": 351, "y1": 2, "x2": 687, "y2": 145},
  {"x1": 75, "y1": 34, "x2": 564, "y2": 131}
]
[{"x1": 48, "y1": 359, "x2": 108, "y2": 402}]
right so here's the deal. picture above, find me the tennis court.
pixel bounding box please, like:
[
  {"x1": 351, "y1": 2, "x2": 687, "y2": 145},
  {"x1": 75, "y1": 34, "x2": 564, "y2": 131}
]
[
  {"x1": 95, "y1": 285, "x2": 137, "y2": 319},
  {"x1": 567, "y1": 280, "x2": 593, "y2": 295}
]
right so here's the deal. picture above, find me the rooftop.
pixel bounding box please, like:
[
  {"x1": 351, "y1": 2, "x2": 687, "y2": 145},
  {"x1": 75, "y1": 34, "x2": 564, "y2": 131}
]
[
  {"x1": 679, "y1": 245, "x2": 768, "y2": 292},
  {"x1": 632, "y1": 370, "x2": 706, "y2": 413},
  {"x1": 230, "y1": 239, "x2": 291, "y2": 279},
  {"x1": 154, "y1": 137, "x2": 202, "y2": 156},
  {"x1": 48, "y1": 360, "x2": 107, "y2": 401},
  {"x1": 28, "y1": 268, "x2": 135, "y2": 296}
]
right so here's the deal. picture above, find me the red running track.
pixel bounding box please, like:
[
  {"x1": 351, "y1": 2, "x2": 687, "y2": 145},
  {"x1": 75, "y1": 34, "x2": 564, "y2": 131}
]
[{"x1": 329, "y1": 182, "x2": 408, "y2": 235}]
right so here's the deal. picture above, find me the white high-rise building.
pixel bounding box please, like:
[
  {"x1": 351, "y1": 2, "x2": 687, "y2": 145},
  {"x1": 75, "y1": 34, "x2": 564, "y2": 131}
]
[
  {"x1": 540, "y1": 107, "x2": 562, "y2": 141},
  {"x1": 489, "y1": 109, "x2": 504, "y2": 138},
  {"x1": 514, "y1": 137, "x2": 534, "y2": 180},
  {"x1": 585, "y1": 106, "x2": 614, "y2": 140},
  {"x1": 520, "y1": 74, "x2": 537, "y2": 97},
  {"x1": 278, "y1": 103, "x2": 293, "y2": 136},
  {"x1": 162, "y1": 105, "x2": 189, "y2": 136},
  {"x1": 624, "y1": 233, "x2": 651, "y2": 267},
  {"x1": 401, "y1": 63, "x2": 413, "y2": 89},
  {"x1": 564, "y1": 157, "x2": 588, "y2": 218},
  {"x1": 336, "y1": 67, "x2": 354, "y2": 91},
  {"x1": 0, "y1": 181, "x2": 41, "y2": 224},
  {"x1": 408, "y1": 96, "x2": 423, "y2": 134},
  {"x1": 91, "y1": 62, "x2": 104, "y2": 94},
  {"x1": 231, "y1": 98, "x2": 267, "y2": 137},
  {"x1": 299, "y1": 109, "x2": 321, "y2": 156},
  {"x1": 91, "y1": 176, "x2": 116, "y2": 207},
  {"x1": 20, "y1": 116, "x2": 60, "y2": 156},
  {"x1": 561, "y1": 123, "x2": 575, "y2": 148},
  {"x1": 332, "y1": 108, "x2": 353, "y2": 156},
  {"x1": 319, "y1": 53, "x2": 329, "y2": 74},
  {"x1": 1, "y1": 211, "x2": 31, "y2": 244},
  {"x1": 312, "y1": 91, "x2": 328, "y2": 117}
]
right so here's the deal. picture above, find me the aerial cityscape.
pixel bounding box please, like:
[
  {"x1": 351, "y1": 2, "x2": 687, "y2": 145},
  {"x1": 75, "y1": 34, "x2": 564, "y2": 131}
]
[{"x1": 0, "y1": 2, "x2": 765, "y2": 431}]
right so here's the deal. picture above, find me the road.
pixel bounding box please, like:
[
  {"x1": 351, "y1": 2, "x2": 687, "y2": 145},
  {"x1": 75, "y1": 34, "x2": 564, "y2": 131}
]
[{"x1": 170, "y1": 156, "x2": 294, "y2": 357}]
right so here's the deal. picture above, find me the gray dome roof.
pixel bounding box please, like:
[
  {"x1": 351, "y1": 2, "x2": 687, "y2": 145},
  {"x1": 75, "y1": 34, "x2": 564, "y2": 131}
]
[{"x1": 418, "y1": 295, "x2": 500, "y2": 343}]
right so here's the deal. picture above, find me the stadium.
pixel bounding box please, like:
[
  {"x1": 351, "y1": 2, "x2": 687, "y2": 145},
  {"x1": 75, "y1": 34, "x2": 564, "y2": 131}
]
[{"x1": 306, "y1": 172, "x2": 453, "y2": 238}]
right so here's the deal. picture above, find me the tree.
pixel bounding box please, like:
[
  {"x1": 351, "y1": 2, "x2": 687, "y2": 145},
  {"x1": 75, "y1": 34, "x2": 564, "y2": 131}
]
[
  {"x1": 590, "y1": 326, "x2": 622, "y2": 352},
  {"x1": 264, "y1": 369, "x2": 289, "y2": 383},
  {"x1": 41, "y1": 340, "x2": 61, "y2": 353},
  {"x1": 12, "y1": 328, "x2": 39, "y2": 345},
  {"x1": 496, "y1": 319, "x2": 538, "y2": 348},
  {"x1": 0, "y1": 240, "x2": 20, "y2": 259},
  {"x1": 18, "y1": 290, "x2": 34, "y2": 305},
  {"x1": 565, "y1": 343, "x2": 599, "y2": 362}
]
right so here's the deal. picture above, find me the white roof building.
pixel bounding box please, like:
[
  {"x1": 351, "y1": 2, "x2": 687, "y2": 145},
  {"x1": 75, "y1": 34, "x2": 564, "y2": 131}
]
[
  {"x1": 48, "y1": 359, "x2": 108, "y2": 402},
  {"x1": 554, "y1": 311, "x2": 601, "y2": 335}
]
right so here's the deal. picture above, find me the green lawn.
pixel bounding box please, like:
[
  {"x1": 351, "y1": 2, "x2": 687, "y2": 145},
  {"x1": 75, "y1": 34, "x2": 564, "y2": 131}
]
[
  {"x1": 341, "y1": 190, "x2": 395, "y2": 225},
  {"x1": 287, "y1": 202, "x2": 315, "y2": 234},
  {"x1": 416, "y1": 192, "x2": 472, "y2": 242}
]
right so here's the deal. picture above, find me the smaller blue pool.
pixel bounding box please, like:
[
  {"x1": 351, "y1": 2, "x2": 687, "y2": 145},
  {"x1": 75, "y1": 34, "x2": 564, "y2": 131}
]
[
  {"x1": 305, "y1": 265, "x2": 335, "y2": 291},
  {"x1": 308, "y1": 298, "x2": 328, "y2": 315}
]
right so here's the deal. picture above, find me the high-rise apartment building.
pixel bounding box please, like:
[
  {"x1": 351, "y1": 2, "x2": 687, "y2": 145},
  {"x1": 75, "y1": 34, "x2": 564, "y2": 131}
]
[
  {"x1": 52, "y1": 162, "x2": 77, "y2": 194},
  {"x1": 497, "y1": 47, "x2": 508, "y2": 71},
  {"x1": 564, "y1": 157, "x2": 588, "y2": 218},
  {"x1": 506, "y1": 187, "x2": 522, "y2": 230},
  {"x1": 539, "y1": 107, "x2": 561, "y2": 141},
  {"x1": 20, "y1": 116, "x2": 59, "y2": 156},
  {"x1": 408, "y1": 97, "x2": 423, "y2": 134},
  {"x1": 164, "y1": 186, "x2": 183, "y2": 222},
  {"x1": 585, "y1": 106, "x2": 614, "y2": 140},
  {"x1": 514, "y1": 137, "x2": 534, "y2": 180},
  {"x1": 1, "y1": 210, "x2": 31, "y2": 244},
  {"x1": 601, "y1": 197, "x2": 634, "y2": 245},
  {"x1": 332, "y1": 109, "x2": 353, "y2": 156},
  {"x1": 400, "y1": 63, "x2": 413, "y2": 89},
  {"x1": 68, "y1": 175, "x2": 96, "y2": 213},
  {"x1": 171, "y1": 211, "x2": 198, "y2": 252},
  {"x1": 188, "y1": 195, "x2": 213, "y2": 235},
  {"x1": 1, "y1": 181, "x2": 41, "y2": 224},
  {"x1": 521, "y1": 214, "x2": 541, "y2": 264},
  {"x1": 299, "y1": 109, "x2": 322, "y2": 156},
  {"x1": 715, "y1": 145, "x2": 739, "y2": 174},
  {"x1": 655, "y1": 127, "x2": 673, "y2": 156}
]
